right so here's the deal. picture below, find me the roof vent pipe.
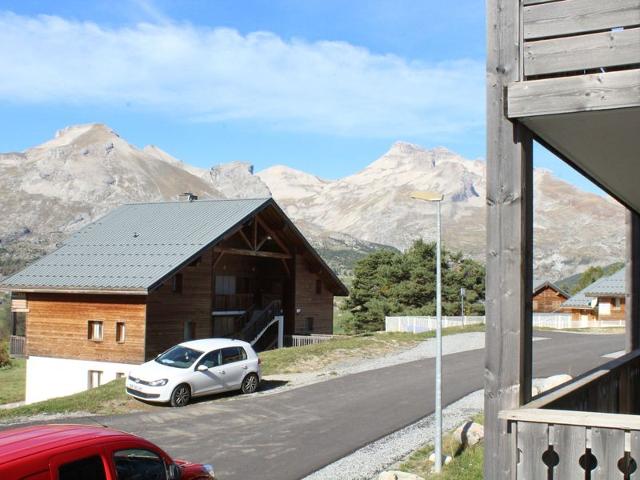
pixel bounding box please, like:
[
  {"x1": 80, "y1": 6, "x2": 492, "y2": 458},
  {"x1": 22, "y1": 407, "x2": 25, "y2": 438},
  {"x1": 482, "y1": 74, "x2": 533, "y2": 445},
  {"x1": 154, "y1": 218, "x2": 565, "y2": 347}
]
[{"x1": 177, "y1": 192, "x2": 198, "y2": 202}]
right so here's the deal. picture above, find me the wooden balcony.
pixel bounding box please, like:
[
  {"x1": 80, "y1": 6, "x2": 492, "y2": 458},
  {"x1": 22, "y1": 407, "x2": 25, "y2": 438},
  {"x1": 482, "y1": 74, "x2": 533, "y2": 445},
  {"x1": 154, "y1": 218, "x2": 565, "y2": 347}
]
[
  {"x1": 213, "y1": 293, "x2": 255, "y2": 312},
  {"x1": 500, "y1": 350, "x2": 640, "y2": 478}
]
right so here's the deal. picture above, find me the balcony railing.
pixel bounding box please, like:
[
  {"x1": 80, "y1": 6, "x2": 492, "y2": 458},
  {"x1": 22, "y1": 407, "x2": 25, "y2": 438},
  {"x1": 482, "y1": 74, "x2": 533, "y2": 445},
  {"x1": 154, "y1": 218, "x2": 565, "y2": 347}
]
[
  {"x1": 9, "y1": 335, "x2": 26, "y2": 358},
  {"x1": 500, "y1": 349, "x2": 640, "y2": 478},
  {"x1": 520, "y1": 0, "x2": 640, "y2": 81},
  {"x1": 213, "y1": 293, "x2": 255, "y2": 311}
]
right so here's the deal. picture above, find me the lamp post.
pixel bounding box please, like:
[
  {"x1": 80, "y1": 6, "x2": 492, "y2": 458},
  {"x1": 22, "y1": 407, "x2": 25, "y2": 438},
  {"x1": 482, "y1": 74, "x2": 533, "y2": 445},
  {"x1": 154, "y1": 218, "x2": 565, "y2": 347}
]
[{"x1": 410, "y1": 190, "x2": 444, "y2": 473}]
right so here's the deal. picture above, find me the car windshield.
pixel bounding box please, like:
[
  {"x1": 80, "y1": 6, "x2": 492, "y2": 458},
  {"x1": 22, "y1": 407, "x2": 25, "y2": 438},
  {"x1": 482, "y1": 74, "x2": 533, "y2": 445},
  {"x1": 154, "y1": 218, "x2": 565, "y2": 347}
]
[{"x1": 155, "y1": 345, "x2": 203, "y2": 369}]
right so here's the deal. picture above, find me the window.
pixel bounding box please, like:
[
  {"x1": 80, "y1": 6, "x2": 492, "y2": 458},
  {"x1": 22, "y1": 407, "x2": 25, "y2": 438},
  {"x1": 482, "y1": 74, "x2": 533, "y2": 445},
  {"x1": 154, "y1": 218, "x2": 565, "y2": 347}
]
[
  {"x1": 88, "y1": 370, "x2": 103, "y2": 389},
  {"x1": 316, "y1": 279, "x2": 322, "y2": 295},
  {"x1": 116, "y1": 322, "x2": 126, "y2": 343},
  {"x1": 304, "y1": 317, "x2": 314, "y2": 333},
  {"x1": 221, "y1": 346, "x2": 247, "y2": 365},
  {"x1": 59, "y1": 455, "x2": 107, "y2": 480},
  {"x1": 87, "y1": 321, "x2": 103, "y2": 341},
  {"x1": 116, "y1": 372, "x2": 126, "y2": 379},
  {"x1": 113, "y1": 449, "x2": 167, "y2": 480},
  {"x1": 615, "y1": 297, "x2": 622, "y2": 309},
  {"x1": 184, "y1": 321, "x2": 196, "y2": 341},
  {"x1": 197, "y1": 350, "x2": 221, "y2": 369},
  {"x1": 155, "y1": 345, "x2": 203, "y2": 369},
  {"x1": 172, "y1": 274, "x2": 183, "y2": 293}
]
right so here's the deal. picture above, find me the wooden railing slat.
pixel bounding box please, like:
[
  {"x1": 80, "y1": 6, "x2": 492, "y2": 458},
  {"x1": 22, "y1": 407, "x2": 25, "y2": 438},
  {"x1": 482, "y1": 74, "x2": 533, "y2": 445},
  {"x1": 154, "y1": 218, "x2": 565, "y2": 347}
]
[
  {"x1": 517, "y1": 422, "x2": 549, "y2": 479},
  {"x1": 524, "y1": 0, "x2": 640, "y2": 40},
  {"x1": 554, "y1": 424, "x2": 587, "y2": 479},
  {"x1": 524, "y1": 28, "x2": 640, "y2": 77},
  {"x1": 630, "y1": 431, "x2": 640, "y2": 479},
  {"x1": 591, "y1": 427, "x2": 626, "y2": 479}
]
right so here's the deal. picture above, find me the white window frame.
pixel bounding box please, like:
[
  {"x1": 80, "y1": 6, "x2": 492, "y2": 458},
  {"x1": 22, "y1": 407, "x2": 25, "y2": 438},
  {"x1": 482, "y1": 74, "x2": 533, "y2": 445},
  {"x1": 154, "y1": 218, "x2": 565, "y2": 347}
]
[
  {"x1": 116, "y1": 322, "x2": 126, "y2": 343},
  {"x1": 88, "y1": 320, "x2": 103, "y2": 342},
  {"x1": 88, "y1": 370, "x2": 103, "y2": 389}
]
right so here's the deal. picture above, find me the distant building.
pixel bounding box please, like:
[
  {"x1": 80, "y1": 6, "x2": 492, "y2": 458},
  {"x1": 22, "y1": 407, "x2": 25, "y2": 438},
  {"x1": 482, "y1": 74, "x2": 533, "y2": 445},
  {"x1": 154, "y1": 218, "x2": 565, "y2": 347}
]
[
  {"x1": 531, "y1": 279, "x2": 569, "y2": 313},
  {"x1": 560, "y1": 268, "x2": 625, "y2": 322},
  {"x1": 1, "y1": 198, "x2": 348, "y2": 403}
]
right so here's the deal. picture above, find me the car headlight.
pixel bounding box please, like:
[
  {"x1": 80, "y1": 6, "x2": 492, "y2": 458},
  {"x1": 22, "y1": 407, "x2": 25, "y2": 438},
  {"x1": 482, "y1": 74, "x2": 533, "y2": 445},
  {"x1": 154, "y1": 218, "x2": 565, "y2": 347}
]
[
  {"x1": 203, "y1": 464, "x2": 215, "y2": 478},
  {"x1": 148, "y1": 378, "x2": 168, "y2": 387}
]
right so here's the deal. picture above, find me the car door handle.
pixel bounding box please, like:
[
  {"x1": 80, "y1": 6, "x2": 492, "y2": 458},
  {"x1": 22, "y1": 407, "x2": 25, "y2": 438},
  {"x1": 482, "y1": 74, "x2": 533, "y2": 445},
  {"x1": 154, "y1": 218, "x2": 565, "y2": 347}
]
[
  {"x1": 220, "y1": 370, "x2": 226, "y2": 375},
  {"x1": 242, "y1": 365, "x2": 248, "y2": 370}
]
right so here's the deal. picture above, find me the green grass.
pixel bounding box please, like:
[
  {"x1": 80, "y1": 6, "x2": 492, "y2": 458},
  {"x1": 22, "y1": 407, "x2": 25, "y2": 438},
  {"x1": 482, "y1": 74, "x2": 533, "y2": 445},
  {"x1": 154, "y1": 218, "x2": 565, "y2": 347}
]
[
  {"x1": 0, "y1": 359, "x2": 26, "y2": 404},
  {"x1": 259, "y1": 324, "x2": 485, "y2": 376},
  {"x1": 399, "y1": 417, "x2": 484, "y2": 479},
  {"x1": 0, "y1": 378, "x2": 133, "y2": 422}
]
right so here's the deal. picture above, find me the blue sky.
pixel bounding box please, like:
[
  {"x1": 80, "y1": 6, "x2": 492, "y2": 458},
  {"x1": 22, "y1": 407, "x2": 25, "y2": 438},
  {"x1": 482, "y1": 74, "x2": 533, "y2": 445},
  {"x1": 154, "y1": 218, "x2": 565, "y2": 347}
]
[{"x1": 0, "y1": 0, "x2": 600, "y2": 193}]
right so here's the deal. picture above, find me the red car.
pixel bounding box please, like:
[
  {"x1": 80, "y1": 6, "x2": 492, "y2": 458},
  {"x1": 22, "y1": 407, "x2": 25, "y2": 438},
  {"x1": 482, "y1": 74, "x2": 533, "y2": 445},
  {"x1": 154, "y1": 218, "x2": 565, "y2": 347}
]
[{"x1": 0, "y1": 424, "x2": 215, "y2": 480}]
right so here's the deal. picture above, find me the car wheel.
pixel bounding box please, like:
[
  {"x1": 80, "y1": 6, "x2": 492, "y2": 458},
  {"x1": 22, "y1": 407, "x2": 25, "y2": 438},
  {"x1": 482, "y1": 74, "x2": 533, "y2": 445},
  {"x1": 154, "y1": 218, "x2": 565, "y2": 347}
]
[
  {"x1": 170, "y1": 384, "x2": 191, "y2": 407},
  {"x1": 241, "y1": 373, "x2": 259, "y2": 394}
]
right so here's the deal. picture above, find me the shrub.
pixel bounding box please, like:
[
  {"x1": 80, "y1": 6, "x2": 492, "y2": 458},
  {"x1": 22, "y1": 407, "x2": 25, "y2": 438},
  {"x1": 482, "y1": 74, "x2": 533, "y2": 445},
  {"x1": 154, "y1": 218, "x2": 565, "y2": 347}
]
[{"x1": 0, "y1": 341, "x2": 11, "y2": 368}]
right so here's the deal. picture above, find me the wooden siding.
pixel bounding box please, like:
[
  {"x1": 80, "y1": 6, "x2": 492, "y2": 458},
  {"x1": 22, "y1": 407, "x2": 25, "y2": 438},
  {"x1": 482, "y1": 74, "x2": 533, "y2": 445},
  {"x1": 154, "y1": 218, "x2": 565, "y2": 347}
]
[
  {"x1": 597, "y1": 296, "x2": 626, "y2": 321},
  {"x1": 532, "y1": 286, "x2": 568, "y2": 313},
  {"x1": 294, "y1": 255, "x2": 334, "y2": 334},
  {"x1": 145, "y1": 249, "x2": 214, "y2": 360},
  {"x1": 26, "y1": 293, "x2": 146, "y2": 364}
]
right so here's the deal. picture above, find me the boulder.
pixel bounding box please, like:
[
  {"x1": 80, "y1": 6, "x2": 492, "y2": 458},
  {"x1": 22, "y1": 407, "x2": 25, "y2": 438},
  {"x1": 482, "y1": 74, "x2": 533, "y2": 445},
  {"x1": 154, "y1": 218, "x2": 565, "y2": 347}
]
[
  {"x1": 427, "y1": 453, "x2": 453, "y2": 465},
  {"x1": 378, "y1": 471, "x2": 425, "y2": 480},
  {"x1": 453, "y1": 421, "x2": 484, "y2": 447}
]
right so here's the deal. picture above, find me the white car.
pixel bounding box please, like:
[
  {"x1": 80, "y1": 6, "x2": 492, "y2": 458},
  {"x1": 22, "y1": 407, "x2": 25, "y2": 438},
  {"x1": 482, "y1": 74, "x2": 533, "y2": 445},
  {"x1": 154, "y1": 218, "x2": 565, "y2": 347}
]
[{"x1": 126, "y1": 338, "x2": 261, "y2": 407}]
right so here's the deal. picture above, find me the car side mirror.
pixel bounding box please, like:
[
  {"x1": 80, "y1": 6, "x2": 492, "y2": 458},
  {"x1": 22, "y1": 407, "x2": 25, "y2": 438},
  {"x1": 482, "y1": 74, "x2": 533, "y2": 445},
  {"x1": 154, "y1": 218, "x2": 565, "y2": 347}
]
[
  {"x1": 168, "y1": 463, "x2": 182, "y2": 480},
  {"x1": 196, "y1": 364, "x2": 208, "y2": 372}
]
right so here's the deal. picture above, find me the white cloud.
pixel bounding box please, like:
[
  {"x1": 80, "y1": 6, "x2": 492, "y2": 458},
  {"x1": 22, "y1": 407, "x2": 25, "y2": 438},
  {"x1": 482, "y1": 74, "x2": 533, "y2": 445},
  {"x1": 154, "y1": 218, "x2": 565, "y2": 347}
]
[{"x1": 0, "y1": 12, "x2": 484, "y2": 137}]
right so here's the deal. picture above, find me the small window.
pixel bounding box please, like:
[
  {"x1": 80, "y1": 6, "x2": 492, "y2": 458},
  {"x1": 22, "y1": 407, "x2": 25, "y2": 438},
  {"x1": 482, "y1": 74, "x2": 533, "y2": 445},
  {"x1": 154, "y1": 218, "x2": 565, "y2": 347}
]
[
  {"x1": 88, "y1": 321, "x2": 103, "y2": 341},
  {"x1": 315, "y1": 279, "x2": 322, "y2": 295},
  {"x1": 221, "y1": 346, "x2": 247, "y2": 365},
  {"x1": 113, "y1": 449, "x2": 167, "y2": 480},
  {"x1": 615, "y1": 298, "x2": 622, "y2": 309},
  {"x1": 304, "y1": 317, "x2": 314, "y2": 333},
  {"x1": 88, "y1": 370, "x2": 103, "y2": 389},
  {"x1": 116, "y1": 322, "x2": 126, "y2": 343},
  {"x1": 184, "y1": 321, "x2": 196, "y2": 341},
  {"x1": 59, "y1": 455, "x2": 107, "y2": 480},
  {"x1": 172, "y1": 274, "x2": 183, "y2": 293},
  {"x1": 116, "y1": 372, "x2": 126, "y2": 379}
]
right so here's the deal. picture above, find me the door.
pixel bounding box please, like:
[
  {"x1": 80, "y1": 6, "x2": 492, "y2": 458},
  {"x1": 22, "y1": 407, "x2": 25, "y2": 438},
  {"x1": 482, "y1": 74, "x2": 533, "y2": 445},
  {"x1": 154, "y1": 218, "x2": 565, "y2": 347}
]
[
  {"x1": 220, "y1": 346, "x2": 250, "y2": 389},
  {"x1": 190, "y1": 350, "x2": 225, "y2": 396}
]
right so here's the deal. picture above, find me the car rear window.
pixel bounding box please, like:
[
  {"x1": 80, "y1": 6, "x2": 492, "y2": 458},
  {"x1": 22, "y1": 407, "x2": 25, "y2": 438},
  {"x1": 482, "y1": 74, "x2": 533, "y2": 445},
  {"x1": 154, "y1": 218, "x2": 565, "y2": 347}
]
[
  {"x1": 221, "y1": 346, "x2": 247, "y2": 364},
  {"x1": 58, "y1": 455, "x2": 106, "y2": 480}
]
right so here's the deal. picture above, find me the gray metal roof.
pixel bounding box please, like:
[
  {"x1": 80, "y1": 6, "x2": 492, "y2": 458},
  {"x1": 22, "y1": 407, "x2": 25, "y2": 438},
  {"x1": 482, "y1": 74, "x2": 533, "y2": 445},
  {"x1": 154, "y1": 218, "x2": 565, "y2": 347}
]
[
  {"x1": 533, "y1": 278, "x2": 569, "y2": 298},
  {"x1": 560, "y1": 287, "x2": 594, "y2": 309},
  {"x1": 584, "y1": 268, "x2": 625, "y2": 297},
  {"x1": 0, "y1": 198, "x2": 270, "y2": 291}
]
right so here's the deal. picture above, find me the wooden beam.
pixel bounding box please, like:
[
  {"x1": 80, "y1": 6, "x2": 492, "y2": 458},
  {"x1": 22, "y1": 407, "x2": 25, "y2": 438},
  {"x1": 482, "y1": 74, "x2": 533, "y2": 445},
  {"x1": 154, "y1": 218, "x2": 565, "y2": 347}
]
[
  {"x1": 281, "y1": 259, "x2": 291, "y2": 277},
  {"x1": 499, "y1": 408, "x2": 640, "y2": 431},
  {"x1": 213, "y1": 247, "x2": 291, "y2": 259},
  {"x1": 486, "y1": 0, "x2": 534, "y2": 477},
  {"x1": 508, "y1": 69, "x2": 640, "y2": 118},
  {"x1": 523, "y1": 0, "x2": 640, "y2": 40},
  {"x1": 237, "y1": 228, "x2": 254, "y2": 250},
  {"x1": 524, "y1": 27, "x2": 640, "y2": 77},
  {"x1": 253, "y1": 218, "x2": 258, "y2": 250},
  {"x1": 256, "y1": 216, "x2": 291, "y2": 255},
  {"x1": 626, "y1": 209, "x2": 640, "y2": 352},
  {"x1": 212, "y1": 251, "x2": 225, "y2": 269}
]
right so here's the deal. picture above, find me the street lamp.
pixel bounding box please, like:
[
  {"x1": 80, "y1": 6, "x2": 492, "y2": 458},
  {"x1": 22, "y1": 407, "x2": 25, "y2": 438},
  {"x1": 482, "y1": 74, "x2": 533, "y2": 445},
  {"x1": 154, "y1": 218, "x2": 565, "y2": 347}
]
[{"x1": 410, "y1": 190, "x2": 444, "y2": 473}]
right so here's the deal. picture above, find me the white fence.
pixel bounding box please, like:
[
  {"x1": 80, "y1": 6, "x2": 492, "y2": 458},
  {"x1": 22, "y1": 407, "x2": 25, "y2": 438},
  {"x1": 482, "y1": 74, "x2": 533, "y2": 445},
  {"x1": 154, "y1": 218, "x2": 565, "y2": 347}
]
[
  {"x1": 386, "y1": 313, "x2": 625, "y2": 333},
  {"x1": 385, "y1": 316, "x2": 485, "y2": 334},
  {"x1": 287, "y1": 334, "x2": 335, "y2": 347}
]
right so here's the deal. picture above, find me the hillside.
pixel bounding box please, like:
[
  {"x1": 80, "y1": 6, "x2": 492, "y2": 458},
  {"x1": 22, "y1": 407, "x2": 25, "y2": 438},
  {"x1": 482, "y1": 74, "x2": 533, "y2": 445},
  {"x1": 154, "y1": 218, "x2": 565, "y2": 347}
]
[{"x1": 0, "y1": 124, "x2": 626, "y2": 280}]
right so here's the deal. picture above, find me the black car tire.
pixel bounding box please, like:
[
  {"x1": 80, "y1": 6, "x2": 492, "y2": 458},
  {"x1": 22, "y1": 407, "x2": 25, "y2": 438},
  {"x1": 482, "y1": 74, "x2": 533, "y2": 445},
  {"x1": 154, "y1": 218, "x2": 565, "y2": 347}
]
[
  {"x1": 170, "y1": 383, "x2": 191, "y2": 407},
  {"x1": 241, "y1": 373, "x2": 259, "y2": 394}
]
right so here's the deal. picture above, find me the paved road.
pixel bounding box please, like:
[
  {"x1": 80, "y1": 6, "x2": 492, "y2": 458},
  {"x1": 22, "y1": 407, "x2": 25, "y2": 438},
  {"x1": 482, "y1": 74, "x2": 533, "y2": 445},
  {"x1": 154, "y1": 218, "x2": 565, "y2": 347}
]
[{"x1": 86, "y1": 332, "x2": 622, "y2": 479}]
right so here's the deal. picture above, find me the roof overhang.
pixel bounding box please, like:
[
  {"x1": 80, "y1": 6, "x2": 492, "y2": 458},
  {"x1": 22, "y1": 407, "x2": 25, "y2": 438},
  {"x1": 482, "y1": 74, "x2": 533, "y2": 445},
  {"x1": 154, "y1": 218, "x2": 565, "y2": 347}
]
[{"x1": 0, "y1": 286, "x2": 148, "y2": 295}]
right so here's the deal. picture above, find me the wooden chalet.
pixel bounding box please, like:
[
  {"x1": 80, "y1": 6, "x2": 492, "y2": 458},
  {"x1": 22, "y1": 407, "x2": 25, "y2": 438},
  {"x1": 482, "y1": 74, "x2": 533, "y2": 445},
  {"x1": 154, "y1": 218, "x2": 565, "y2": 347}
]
[
  {"x1": 0, "y1": 197, "x2": 348, "y2": 403},
  {"x1": 560, "y1": 269, "x2": 627, "y2": 323},
  {"x1": 486, "y1": 0, "x2": 640, "y2": 478},
  {"x1": 532, "y1": 279, "x2": 569, "y2": 313}
]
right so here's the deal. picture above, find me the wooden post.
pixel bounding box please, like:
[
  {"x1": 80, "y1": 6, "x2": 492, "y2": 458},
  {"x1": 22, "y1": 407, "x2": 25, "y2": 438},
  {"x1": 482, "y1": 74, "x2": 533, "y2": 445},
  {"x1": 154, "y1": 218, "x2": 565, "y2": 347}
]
[
  {"x1": 486, "y1": 0, "x2": 534, "y2": 478},
  {"x1": 626, "y1": 209, "x2": 640, "y2": 352}
]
